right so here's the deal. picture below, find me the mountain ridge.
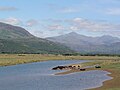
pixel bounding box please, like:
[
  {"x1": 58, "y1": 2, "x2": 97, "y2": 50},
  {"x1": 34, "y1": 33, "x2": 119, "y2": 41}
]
[
  {"x1": 0, "y1": 22, "x2": 35, "y2": 39},
  {"x1": 47, "y1": 32, "x2": 120, "y2": 54}
]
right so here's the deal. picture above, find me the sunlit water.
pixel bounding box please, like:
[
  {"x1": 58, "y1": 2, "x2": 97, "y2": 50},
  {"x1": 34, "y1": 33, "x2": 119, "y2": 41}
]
[{"x1": 0, "y1": 60, "x2": 112, "y2": 90}]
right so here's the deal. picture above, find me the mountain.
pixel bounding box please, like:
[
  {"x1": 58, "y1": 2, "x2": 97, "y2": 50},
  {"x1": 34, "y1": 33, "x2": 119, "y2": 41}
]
[
  {"x1": 0, "y1": 22, "x2": 74, "y2": 54},
  {"x1": 0, "y1": 22, "x2": 34, "y2": 39},
  {"x1": 47, "y1": 32, "x2": 120, "y2": 54}
]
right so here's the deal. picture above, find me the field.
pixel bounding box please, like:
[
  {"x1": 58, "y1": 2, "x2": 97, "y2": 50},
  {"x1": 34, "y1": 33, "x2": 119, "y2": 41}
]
[
  {"x1": 0, "y1": 54, "x2": 119, "y2": 66},
  {"x1": 0, "y1": 54, "x2": 120, "y2": 90}
]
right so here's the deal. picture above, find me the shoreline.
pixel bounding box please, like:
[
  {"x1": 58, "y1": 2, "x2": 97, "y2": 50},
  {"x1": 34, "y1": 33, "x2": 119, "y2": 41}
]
[
  {"x1": 89, "y1": 69, "x2": 113, "y2": 90},
  {"x1": 55, "y1": 69, "x2": 114, "y2": 90},
  {"x1": 54, "y1": 68, "x2": 113, "y2": 90},
  {"x1": 90, "y1": 69, "x2": 120, "y2": 90}
]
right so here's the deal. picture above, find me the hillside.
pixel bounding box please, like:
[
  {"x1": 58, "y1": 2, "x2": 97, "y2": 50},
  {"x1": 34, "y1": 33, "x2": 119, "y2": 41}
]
[
  {"x1": 47, "y1": 32, "x2": 120, "y2": 54},
  {"x1": 0, "y1": 22, "x2": 34, "y2": 39},
  {"x1": 0, "y1": 22, "x2": 74, "y2": 54}
]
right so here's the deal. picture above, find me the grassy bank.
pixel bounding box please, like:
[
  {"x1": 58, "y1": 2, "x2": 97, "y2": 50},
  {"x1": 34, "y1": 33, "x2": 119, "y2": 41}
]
[{"x1": 0, "y1": 54, "x2": 120, "y2": 66}]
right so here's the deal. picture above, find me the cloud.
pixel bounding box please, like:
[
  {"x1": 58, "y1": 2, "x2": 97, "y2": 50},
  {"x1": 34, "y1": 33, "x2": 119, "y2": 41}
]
[
  {"x1": 0, "y1": 6, "x2": 17, "y2": 11},
  {"x1": 46, "y1": 24, "x2": 65, "y2": 30},
  {"x1": 45, "y1": 18, "x2": 120, "y2": 33},
  {"x1": 0, "y1": 17, "x2": 21, "y2": 25},
  {"x1": 29, "y1": 29, "x2": 44, "y2": 37},
  {"x1": 67, "y1": 18, "x2": 120, "y2": 31},
  {"x1": 105, "y1": 8, "x2": 120, "y2": 15},
  {"x1": 0, "y1": 18, "x2": 40, "y2": 27},
  {"x1": 26, "y1": 19, "x2": 39, "y2": 27}
]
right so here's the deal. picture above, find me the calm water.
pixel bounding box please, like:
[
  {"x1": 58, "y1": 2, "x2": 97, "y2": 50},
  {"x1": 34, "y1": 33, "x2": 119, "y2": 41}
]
[{"x1": 0, "y1": 60, "x2": 112, "y2": 90}]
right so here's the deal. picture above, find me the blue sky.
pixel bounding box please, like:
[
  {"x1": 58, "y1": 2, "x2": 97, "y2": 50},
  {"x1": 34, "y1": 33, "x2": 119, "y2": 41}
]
[{"x1": 0, "y1": 0, "x2": 120, "y2": 38}]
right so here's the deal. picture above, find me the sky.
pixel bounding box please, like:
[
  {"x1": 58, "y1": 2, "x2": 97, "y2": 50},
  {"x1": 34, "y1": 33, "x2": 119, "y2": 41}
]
[{"x1": 0, "y1": 0, "x2": 120, "y2": 38}]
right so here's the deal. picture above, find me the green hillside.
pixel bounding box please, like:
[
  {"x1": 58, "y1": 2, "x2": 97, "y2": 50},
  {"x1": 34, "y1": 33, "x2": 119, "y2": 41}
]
[{"x1": 0, "y1": 22, "x2": 74, "y2": 54}]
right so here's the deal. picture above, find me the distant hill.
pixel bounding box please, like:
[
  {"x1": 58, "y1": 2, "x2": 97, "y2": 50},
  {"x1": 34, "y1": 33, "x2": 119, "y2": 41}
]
[
  {"x1": 0, "y1": 22, "x2": 74, "y2": 54},
  {"x1": 0, "y1": 22, "x2": 34, "y2": 39},
  {"x1": 47, "y1": 32, "x2": 120, "y2": 54}
]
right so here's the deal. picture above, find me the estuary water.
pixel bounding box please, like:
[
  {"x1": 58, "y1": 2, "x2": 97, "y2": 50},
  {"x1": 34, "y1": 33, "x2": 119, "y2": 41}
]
[{"x1": 0, "y1": 60, "x2": 112, "y2": 90}]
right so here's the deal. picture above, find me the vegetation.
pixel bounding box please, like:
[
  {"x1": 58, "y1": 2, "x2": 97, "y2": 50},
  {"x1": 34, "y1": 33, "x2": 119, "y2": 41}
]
[
  {"x1": 0, "y1": 54, "x2": 71, "y2": 66},
  {"x1": 0, "y1": 54, "x2": 119, "y2": 66},
  {"x1": 62, "y1": 53, "x2": 120, "y2": 56},
  {"x1": 0, "y1": 38, "x2": 74, "y2": 54},
  {"x1": 0, "y1": 22, "x2": 74, "y2": 54}
]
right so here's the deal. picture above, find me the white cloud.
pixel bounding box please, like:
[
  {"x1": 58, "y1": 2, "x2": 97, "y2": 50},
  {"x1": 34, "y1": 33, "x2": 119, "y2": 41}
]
[
  {"x1": 46, "y1": 24, "x2": 65, "y2": 30},
  {"x1": 43, "y1": 18, "x2": 120, "y2": 32},
  {"x1": 0, "y1": 18, "x2": 40, "y2": 27},
  {"x1": 0, "y1": 7, "x2": 17, "y2": 11},
  {"x1": 26, "y1": 19, "x2": 39, "y2": 27},
  {"x1": 29, "y1": 29, "x2": 44, "y2": 37},
  {"x1": 0, "y1": 17, "x2": 21, "y2": 25},
  {"x1": 67, "y1": 18, "x2": 120, "y2": 31},
  {"x1": 70, "y1": 26, "x2": 80, "y2": 30},
  {"x1": 73, "y1": 18, "x2": 84, "y2": 22}
]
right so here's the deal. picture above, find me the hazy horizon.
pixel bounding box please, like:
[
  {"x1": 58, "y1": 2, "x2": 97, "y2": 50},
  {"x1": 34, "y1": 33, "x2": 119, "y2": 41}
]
[{"x1": 0, "y1": 0, "x2": 120, "y2": 38}]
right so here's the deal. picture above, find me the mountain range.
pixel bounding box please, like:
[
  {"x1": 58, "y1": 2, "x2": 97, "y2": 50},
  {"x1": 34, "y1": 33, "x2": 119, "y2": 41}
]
[
  {"x1": 0, "y1": 22, "x2": 74, "y2": 54},
  {"x1": 47, "y1": 32, "x2": 120, "y2": 54},
  {"x1": 1, "y1": 22, "x2": 120, "y2": 55}
]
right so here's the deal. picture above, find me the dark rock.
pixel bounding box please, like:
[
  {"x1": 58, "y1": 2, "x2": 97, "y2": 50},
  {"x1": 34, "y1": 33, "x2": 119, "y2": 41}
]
[
  {"x1": 52, "y1": 66, "x2": 67, "y2": 70},
  {"x1": 80, "y1": 68, "x2": 86, "y2": 71},
  {"x1": 95, "y1": 66, "x2": 101, "y2": 68}
]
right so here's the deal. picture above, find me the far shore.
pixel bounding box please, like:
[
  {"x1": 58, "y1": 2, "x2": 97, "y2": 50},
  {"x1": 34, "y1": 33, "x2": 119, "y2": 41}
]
[
  {"x1": 0, "y1": 54, "x2": 120, "y2": 90},
  {"x1": 0, "y1": 54, "x2": 120, "y2": 66}
]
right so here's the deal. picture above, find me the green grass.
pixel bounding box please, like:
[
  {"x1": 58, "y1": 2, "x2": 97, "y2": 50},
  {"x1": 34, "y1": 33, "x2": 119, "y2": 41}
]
[
  {"x1": 108, "y1": 88, "x2": 120, "y2": 90},
  {"x1": 0, "y1": 54, "x2": 120, "y2": 66}
]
